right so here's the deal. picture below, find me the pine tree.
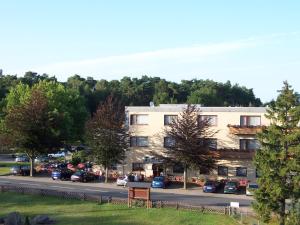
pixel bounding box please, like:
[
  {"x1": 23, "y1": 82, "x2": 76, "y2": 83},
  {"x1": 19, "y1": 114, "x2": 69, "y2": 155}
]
[
  {"x1": 161, "y1": 104, "x2": 216, "y2": 189},
  {"x1": 253, "y1": 81, "x2": 300, "y2": 225}
]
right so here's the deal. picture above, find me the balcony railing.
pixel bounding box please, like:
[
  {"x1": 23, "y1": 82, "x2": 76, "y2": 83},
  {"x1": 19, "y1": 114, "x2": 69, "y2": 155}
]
[
  {"x1": 227, "y1": 125, "x2": 265, "y2": 135},
  {"x1": 210, "y1": 149, "x2": 255, "y2": 159}
]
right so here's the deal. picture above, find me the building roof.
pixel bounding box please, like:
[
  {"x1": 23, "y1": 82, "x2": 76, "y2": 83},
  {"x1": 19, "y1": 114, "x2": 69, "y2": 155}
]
[{"x1": 126, "y1": 104, "x2": 267, "y2": 113}]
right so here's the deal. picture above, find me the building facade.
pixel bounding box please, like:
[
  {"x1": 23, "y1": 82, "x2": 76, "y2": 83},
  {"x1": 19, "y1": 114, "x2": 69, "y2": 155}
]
[{"x1": 121, "y1": 104, "x2": 269, "y2": 182}]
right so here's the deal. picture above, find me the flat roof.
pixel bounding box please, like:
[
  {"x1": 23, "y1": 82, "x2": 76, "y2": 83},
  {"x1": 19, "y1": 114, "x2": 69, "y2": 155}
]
[{"x1": 126, "y1": 104, "x2": 267, "y2": 113}]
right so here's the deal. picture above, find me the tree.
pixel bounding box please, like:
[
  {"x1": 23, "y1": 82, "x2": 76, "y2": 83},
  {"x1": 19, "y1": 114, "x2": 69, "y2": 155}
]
[
  {"x1": 85, "y1": 96, "x2": 129, "y2": 183},
  {"x1": 160, "y1": 104, "x2": 216, "y2": 189},
  {"x1": 253, "y1": 81, "x2": 300, "y2": 225},
  {"x1": 3, "y1": 90, "x2": 64, "y2": 176}
]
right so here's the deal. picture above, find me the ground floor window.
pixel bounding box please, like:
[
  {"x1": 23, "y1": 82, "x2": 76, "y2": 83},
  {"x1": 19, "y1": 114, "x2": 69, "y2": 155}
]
[
  {"x1": 173, "y1": 164, "x2": 184, "y2": 173},
  {"x1": 236, "y1": 167, "x2": 247, "y2": 177},
  {"x1": 217, "y1": 166, "x2": 228, "y2": 176},
  {"x1": 132, "y1": 163, "x2": 144, "y2": 171}
]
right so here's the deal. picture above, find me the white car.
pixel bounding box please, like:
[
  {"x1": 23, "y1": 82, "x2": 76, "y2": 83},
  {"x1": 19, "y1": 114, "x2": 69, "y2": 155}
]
[
  {"x1": 48, "y1": 151, "x2": 68, "y2": 158},
  {"x1": 116, "y1": 176, "x2": 128, "y2": 186},
  {"x1": 246, "y1": 183, "x2": 259, "y2": 196}
]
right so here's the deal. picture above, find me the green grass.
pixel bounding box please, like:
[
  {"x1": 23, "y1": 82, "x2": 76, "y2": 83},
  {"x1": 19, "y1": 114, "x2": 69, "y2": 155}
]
[
  {"x1": 0, "y1": 192, "x2": 238, "y2": 225},
  {"x1": 0, "y1": 167, "x2": 11, "y2": 175}
]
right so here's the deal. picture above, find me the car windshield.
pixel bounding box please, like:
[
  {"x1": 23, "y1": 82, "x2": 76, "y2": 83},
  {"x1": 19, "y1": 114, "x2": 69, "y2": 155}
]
[
  {"x1": 21, "y1": 166, "x2": 30, "y2": 169},
  {"x1": 74, "y1": 172, "x2": 83, "y2": 176},
  {"x1": 11, "y1": 166, "x2": 20, "y2": 169},
  {"x1": 226, "y1": 182, "x2": 237, "y2": 186},
  {"x1": 249, "y1": 184, "x2": 258, "y2": 189},
  {"x1": 154, "y1": 177, "x2": 164, "y2": 181},
  {"x1": 204, "y1": 181, "x2": 214, "y2": 186}
]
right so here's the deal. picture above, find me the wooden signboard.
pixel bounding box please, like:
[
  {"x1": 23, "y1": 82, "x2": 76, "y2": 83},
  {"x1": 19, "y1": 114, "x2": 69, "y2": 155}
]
[{"x1": 127, "y1": 182, "x2": 152, "y2": 208}]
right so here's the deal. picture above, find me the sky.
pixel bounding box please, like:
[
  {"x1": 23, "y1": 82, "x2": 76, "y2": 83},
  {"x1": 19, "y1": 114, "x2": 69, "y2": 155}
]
[{"x1": 0, "y1": 1, "x2": 300, "y2": 102}]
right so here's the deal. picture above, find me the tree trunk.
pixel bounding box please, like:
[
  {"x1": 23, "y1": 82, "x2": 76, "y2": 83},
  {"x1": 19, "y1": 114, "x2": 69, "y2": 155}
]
[
  {"x1": 279, "y1": 199, "x2": 286, "y2": 225},
  {"x1": 183, "y1": 164, "x2": 188, "y2": 190},
  {"x1": 105, "y1": 167, "x2": 108, "y2": 183},
  {"x1": 30, "y1": 157, "x2": 34, "y2": 177}
]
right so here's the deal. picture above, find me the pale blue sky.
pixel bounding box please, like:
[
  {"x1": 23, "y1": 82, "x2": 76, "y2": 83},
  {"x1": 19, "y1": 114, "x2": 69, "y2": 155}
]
[{"x1": 1, "y1": 1, "x2": 300, "y2": 102}]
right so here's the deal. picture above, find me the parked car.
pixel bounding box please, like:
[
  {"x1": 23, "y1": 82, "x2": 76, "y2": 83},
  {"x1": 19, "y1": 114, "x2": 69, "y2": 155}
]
[
  {"x1": 224, "y1": 181, "x2": 239, "y2": 194},
  {"x1": 51, "y1": 169, "x2": 73, "y2": 180},
  {"x1": 10, "y1": 165, "x2": 31, "y2": 176},
  {"x1": 15, "y1": 155, "x2": 30, "y2": 162},
  {"x1": 34, "y1": 156, "x2": 49, "y2": 163},
  {"x1": 116, "y1": 176, "x2": 128, "y2": 186},
  {"x1": 203, "y1": 180, "x2": 220, "y2": 193},
  {"x1": 151, "y1": 176, "x2": 169, "y2": 188},
  {"x1": 246, "y1": 183, "x2": 259, "y2": 196},
  {"x1": 71, "y1": 171, "x2": 95, "y2": 182},
  {"x1": 48, "y1": 151, "x2": 68, "y2": 158}
]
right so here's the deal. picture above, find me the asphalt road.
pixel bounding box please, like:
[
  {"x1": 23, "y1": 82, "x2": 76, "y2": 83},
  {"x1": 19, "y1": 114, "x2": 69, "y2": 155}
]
[{"x1": 0, "y1": 176, "x2": 253, "y2": 208}]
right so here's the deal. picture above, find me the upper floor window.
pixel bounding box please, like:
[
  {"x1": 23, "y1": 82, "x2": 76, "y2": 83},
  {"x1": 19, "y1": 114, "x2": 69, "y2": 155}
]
[
  {"x1": 164, "y1": 115, "x2": 178, "y2": 125},
  {"x1": 218, "y1": 166, "x2": 228, "y2": 176},
  {"x1": 240, "y1": 139, "x2": 260, "y2": 150},
  {"x1": 206, "y1": 138, "x2": 217, "y2": 150},
  {"x1": 164, "y1": 136, "x2": 176, "y2": 148},
  {"x1": 198, "y1": 115, "x2": 218, "y2": 126},
  {"x1": 198, "y1": 138, "x2": 217, "y2": 150},
  {"x1": 130, "y1": 114, "x2": 148, "y2": 125},
  {"x1": 236, "y1": 167, "x2": 247, "y2": 177},
  {"x1": 240, "y1": 116, "x2": 261, "y2": 126},
  {"x1": 130, "y1": 136, "x2": 149, "y2": 147}
]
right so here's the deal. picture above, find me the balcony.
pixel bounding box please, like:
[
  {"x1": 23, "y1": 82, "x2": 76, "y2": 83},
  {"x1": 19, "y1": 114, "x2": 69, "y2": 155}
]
[
  {"x1": 228, "y1": 125, "x2": 265, "y2": 135},
  {"x1": 210, "y1": 149, "x2": 255, "y2": 160}
]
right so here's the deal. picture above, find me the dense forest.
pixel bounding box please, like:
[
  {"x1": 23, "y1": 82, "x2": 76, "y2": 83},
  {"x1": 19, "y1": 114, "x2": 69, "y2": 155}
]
[{"x1": 0, "y1": 71, "x2": 262, "y2": 116}]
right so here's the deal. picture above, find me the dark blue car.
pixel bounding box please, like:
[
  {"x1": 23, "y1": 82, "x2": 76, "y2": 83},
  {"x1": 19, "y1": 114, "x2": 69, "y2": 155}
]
[
  {"x1": 203, "y1": 181, "x2": 220, "y2": 193},
  {"x1": 51, "y1": 169, "x2": 73, "y2": 180},
  {"x1": 151, "y1": 176, "x2": 169, "y2": 188}
]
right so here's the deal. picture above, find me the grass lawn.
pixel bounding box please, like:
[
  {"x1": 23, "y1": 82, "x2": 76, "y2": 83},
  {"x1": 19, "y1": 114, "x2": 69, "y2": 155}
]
[
  {"x1": 0, "y1": 192, "x2": 238, "y2": 225},
  {"x1": 0, "y1": 167, "x2": 10, "y2": 175}
]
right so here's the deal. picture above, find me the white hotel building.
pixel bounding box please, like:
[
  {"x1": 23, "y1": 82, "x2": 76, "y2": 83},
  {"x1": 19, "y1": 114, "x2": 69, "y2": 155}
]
[{"x1": 121, "y1": 104, "x2": 269, "y2": 182}]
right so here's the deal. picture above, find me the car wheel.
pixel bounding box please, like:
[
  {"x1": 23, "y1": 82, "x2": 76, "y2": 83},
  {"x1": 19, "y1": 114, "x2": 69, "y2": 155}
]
[
  {"x1": 52, "y1": 178, "x2": 55, "y2": 180},
  {"x1": 83, "y1": 178, "x2": 87, "y2": 183}
]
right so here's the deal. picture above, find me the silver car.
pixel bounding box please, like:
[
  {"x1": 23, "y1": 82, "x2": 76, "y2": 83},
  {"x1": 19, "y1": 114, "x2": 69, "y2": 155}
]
[{"x1": 15, "y1": 155, "x2": 30, "y2": 162}]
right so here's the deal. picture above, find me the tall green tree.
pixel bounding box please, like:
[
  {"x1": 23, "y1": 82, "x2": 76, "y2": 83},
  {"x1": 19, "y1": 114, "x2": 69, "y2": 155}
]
[
  {"x1": 253, "y1": 82, "x2": 300, "y2": 225},
  {"x1": 160, "y1": 104, "x2": 216, "y2": 189},
  {"x1": 85, "y1": 96, "x2": 129, "y2": 183},
  {"x1": 3, "y1": 90, "x2": 65, "y2": 176}
]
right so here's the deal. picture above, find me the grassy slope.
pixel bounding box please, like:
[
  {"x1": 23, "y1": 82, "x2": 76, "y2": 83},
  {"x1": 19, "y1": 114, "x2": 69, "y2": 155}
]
[{"x1": 0, "y1": 192, "x2": 238, "y2": 225}]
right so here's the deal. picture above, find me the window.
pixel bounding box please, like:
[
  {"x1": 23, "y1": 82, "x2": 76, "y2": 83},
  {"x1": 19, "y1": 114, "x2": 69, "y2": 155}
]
[
  {"x1": 206, "y1": 138, "x2": 217, "y2": 150},
  {"x1": 240, "y1": 116, "x2": 261, "y2": 126},
  {"x1": 108, "y1": 163, "x2": 117, "y2": 170},
  {"x1": 130, "y1": 114, "x2": 148, "y2": 125},
  {"x1": 130, "y1": 136, "x2": 149, "y2": 147},
  {"x1": 164, "y1": 136, "x2": 176, "y2": 148},
  {"x1": 164, "y1": 115, "x2": 178, "y2": 125},
  {"x1": 198, "y1": 115, "x2": 218, "y2": 126},
  {"x1": 218, "y1": 166, "x2": 228, "y2": 176},
  {"x1": 256, "y1": 169, "x2": 261, "y2": 178},
  {"x1": 132, "y1": 163, "x2": 144, "y2": 171},
  {"x1": 240, "y1": 139, "x2": 260, "y2": 150},
  {"x1": 199, "y1": 138, "x2": 217, "y2": 150},
  {"x1": 236, "y1": 167, "x2": 247, "y2": 177},
  {"x1": 173, "y1": 164, "x2": 184, "y2": 173}
]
